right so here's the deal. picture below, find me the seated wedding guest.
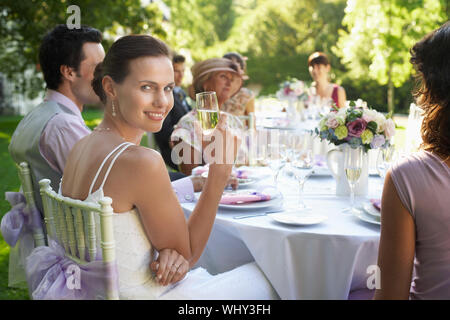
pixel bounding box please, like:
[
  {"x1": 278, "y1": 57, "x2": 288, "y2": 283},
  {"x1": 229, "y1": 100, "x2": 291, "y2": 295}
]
[
  {"x1": 154, "y1": 54, "x2": 191, "y2": 172},
  {"x1": 8, "y1": 24, "x2": 104, "y2": 213},
  {"x1": 374, "y1": 22, "x2": 450, "y2": 299},
  {"x1": 307, "y1": 51, "x2": 346, "y2": 108},
  {"x1": 60, "y1": 34, "x2": 278, "y2": 299},
  {"x1": 171, "y1": 58, "x2": 245, "y2": 175},
  {"x1": 7, "y1": 24, "x2": 201, "y2": 210},
  {"x1": 222, "y1": 52, "x2": 255, "y2": 116}
]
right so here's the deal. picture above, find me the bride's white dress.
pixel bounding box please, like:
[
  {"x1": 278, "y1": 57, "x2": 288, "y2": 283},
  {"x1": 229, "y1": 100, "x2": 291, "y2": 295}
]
[{"x1": 80, "y1": 142, "x2": 279, "y2": 300}]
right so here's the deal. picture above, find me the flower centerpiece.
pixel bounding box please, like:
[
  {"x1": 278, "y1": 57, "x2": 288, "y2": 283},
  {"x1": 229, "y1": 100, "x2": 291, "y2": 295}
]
[
  {"x1": 276, "y1": 78, "x2": 309, "y2": 102},
  {"x1": 315, "y1": 101, "x2": 396, "y2": 152}
]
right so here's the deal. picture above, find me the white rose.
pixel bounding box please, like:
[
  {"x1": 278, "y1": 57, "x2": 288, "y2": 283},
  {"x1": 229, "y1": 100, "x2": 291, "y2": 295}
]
[
  {"x1": 362, "y1": 109, "x2": 377, "y2": 123},
  {"x1": 375, "y1": 113, "x2": 387, "y2": 133}
]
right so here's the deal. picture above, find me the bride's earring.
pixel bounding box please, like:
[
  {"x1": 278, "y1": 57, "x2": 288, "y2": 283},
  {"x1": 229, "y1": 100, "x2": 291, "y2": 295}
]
[{"x1": 112, "y1": 101, "x2": 117, "y2": 117}]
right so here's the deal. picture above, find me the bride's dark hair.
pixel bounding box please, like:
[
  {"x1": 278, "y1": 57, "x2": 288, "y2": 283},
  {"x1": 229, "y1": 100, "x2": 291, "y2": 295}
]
[
  {"x1": 410, "y1": 21, "x2": 450, "y2": 160},
  {"x1": 92, "y1": 34, "x2": 170, "y2": 103}
]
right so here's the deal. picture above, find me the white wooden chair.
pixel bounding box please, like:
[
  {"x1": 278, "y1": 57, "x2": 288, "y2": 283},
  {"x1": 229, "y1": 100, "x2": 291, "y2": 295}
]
[
  {"x1": 38, "y1": 178, "x2": 119, "y2": 300},
  {"x1": 16, "y1": 162, "x2": 46, "y2": 247}
]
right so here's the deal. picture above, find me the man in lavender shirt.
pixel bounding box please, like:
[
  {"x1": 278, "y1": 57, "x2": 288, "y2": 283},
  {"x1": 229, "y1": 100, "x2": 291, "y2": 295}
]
[{"x1": 9, "y1": 24, "x2": 197, "y2": 214}]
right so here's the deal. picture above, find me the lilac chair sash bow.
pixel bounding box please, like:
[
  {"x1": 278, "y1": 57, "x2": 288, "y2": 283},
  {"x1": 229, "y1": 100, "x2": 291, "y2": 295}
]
[
  {"x1": 1, "y1": 192, "x2": 45, "y2": 288},
  {"x1": 1, "y1": 192, "x2": 43, "y2": 247},
  {"x1": 26, "y1": 238, "x2": 119, "y2": 300}
]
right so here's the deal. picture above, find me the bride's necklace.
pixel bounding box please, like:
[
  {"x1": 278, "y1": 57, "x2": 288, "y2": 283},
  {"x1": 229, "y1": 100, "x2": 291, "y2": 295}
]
[
  {"x1": 93, "y1": 127, "x2": 112, "y2": 132},
  {"x1": 93, "y1": 126, "x2": 125, "y2": 141}
]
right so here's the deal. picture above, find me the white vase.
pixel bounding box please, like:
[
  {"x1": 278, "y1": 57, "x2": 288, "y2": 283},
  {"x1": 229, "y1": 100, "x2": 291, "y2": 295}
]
[{"x1": 326, "y1": 144, "x2": 369, "y2": 196}]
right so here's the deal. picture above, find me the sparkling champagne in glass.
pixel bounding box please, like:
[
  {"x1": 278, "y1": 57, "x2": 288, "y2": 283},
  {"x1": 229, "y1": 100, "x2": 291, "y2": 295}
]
[
  {"x1": 196, "y1": 91, "x2": 219, "y2": 135},
  {"x1": 342, "y1": 147, "x2": 364, "y2": 215}
]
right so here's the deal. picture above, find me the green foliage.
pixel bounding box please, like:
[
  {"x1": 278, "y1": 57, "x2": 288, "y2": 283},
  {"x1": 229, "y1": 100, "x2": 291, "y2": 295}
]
[
  {"x1": 333, "y1": 0, "x2": 447, "y2": 112},
  {"x1": 0, "y1": 0, "x2": 166, "y2": 99}
]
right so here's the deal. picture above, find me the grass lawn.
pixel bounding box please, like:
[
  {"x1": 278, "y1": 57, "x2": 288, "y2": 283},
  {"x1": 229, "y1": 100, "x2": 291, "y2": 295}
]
[{"x1": 0, "y1": 108, "x2": 407, "y2": 300}]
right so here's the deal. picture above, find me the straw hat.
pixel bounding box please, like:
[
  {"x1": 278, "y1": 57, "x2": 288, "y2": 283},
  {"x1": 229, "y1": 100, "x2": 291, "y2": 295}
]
[{"x1": 191, "y1": 58, "x2": 242, "y2": 94}]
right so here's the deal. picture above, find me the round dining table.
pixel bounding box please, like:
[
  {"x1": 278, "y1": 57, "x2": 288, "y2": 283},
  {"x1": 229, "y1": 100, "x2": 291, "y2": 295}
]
[{"x1": 181, "y1": 165, "x2": 383, "y2": 300}]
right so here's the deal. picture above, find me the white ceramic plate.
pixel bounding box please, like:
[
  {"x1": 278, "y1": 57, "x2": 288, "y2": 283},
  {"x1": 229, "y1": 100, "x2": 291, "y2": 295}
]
[
  {"x1": 263, "y1": 125, "x2": 297, "y2": 130},
  {"x1": 311, "y1": 166, "x2": 331, "y2": 176},
  {"x1": 218, "y1": 190, "x2": 283, "y2": 210},
  {"x1": 353, "y1": 209, "x2": 381, "y2": 226},
  {"x1": 270, "y1": 212, "x2": 328, "y2": 226},
  {"x1": 363, "y1": 202, "x2": 381, "y2": 218},
  {"x1": 237, "y1": 178, "x2": 257, "y2": 187}
]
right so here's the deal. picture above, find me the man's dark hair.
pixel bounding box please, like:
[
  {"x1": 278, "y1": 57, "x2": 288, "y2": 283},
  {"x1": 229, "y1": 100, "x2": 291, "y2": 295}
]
[
  {"x1": 173, "y1": 54, "x2": 186, "y2": 64},
  {"x1": 39, "y1": 24, "x2": 102, "y2": 90}
]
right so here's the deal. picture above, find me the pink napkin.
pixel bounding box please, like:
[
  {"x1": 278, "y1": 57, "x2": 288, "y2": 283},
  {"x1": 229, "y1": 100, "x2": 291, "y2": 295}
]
[
  {"x1": 370, "y1": 199, "x2": 381, "y2": 212},
  {"x1": 192, "y1": 165, "x2": 209, "y2": 176},
  {"x1": 220, "y1": 191, "x2": 271, "y2": 205}
]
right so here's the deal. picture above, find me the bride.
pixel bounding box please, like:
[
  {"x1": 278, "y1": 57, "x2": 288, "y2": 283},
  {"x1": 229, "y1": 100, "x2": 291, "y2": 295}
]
[{"x1": 60, "y1": 34, "x2": 278, "y2": 300}]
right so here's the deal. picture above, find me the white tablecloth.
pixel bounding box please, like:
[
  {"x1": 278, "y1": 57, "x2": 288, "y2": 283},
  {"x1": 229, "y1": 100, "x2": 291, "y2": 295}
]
[{"x1": 181, "y1": 168, "x2": 383, "y2": 300}]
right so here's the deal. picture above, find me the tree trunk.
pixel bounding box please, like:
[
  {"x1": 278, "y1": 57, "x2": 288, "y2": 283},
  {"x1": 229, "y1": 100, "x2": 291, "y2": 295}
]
[{"x1": 387, "y1": 65, "x2": 394, "y2": 114}]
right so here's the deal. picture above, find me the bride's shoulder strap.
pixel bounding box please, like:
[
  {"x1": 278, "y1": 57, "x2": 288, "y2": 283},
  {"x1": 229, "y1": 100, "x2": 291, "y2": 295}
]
[{"x1": 87, "y1": 142, "x2": 134, "y2": 196}]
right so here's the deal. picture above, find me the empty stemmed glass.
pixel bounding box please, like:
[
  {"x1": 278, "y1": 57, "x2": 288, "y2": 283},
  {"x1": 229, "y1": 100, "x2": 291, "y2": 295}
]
[
  {"x1": 290, "y1": 143, "x2": 314, "y2": 211},
  {"x1": 266, "y1": 142, "x2": 287, "y2": 186},
  {"x1": 342, "y1": 146, "x2": 364, "y2": 215},
  {"x1": 376, "y1": 145, "x2": 396, "y2": 180}
]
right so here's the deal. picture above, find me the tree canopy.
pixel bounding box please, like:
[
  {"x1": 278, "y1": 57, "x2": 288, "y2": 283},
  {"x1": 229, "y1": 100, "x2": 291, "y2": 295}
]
[{"x1": 1, "y1": 0, "x2": 448, "y2": 113}]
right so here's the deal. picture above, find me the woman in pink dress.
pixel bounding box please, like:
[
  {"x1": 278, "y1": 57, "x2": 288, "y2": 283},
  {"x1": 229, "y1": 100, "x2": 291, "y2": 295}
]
[
  {"x1": 307, "y1": 51, "x2": 346, "y2": 108},
  {"x1": 374, "y1": 22, "x2": 450, "y2": 299}
]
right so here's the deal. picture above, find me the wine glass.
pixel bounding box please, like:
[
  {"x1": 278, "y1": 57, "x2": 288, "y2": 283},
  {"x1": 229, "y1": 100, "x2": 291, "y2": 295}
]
[
  {"x1": 342, "y1": 147, "x2": 364, "y2": 215},
  {"x1": 290, "y1": 144, "x2": 314, "y2": 211},
  {"x1": 250, "y1": 128, "x2": 267, "y2": 166},
  {"x1": 196, "y1": 91, "x2": 219, "y2": 135},
  {"x1": 376, "y1": 145, "x2": 396, "y2": 180},
  {"x1": 267, "y1": 143, "x2": 287, "y2": 186}
]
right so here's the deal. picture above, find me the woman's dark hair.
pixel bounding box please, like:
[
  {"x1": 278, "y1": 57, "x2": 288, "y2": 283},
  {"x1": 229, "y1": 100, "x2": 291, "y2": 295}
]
[
  {"x1": 92, "y1": 34, "x2": 170, "y2": 103},
  {"x1": 308, "y1": 52, "x2": 330, "y2": 67},
  {"x1": 410, "y1": 21, "x2": 450, "y2": 159},
  {"x1": 223, "y1": 52, "x2": 246, "y2": 71},
  {"x1": 173, "y1": 54, "x2": 186, "y2": 64},
  {"x1": 39, "y1": 24, "x2": 102, "y2": 90}
]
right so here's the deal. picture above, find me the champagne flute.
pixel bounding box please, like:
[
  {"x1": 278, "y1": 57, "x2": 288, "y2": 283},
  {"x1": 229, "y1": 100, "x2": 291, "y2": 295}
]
[
  {"x1": 342, "y1": 147, "x2": 364, "y2": 215},
  {"x1": 196, "y1": 91, "x2": 219, "y2": 135}
]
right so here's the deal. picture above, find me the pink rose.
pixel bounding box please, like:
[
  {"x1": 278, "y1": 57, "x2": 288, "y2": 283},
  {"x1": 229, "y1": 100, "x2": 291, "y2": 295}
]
[
  {"x1": 284, "y1": 87, "x2": 292, "y2": 95},
  {"x1": 326, "y1": 117, "x2": 339, "y2": 129},
  {"x1": 346, "y1": 118, "x2": 367, "y2": 138}
]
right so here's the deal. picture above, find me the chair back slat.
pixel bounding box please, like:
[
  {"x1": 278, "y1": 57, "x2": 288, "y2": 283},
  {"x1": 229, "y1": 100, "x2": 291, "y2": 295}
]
[
  {"x1": 86, "y1": 211, "x2": 97, "y2": 262},
  {"x1": 57, "y1": 201, "x2": 70, "y2": 253},
  {"x1": 74, "y1": 208, "x2": 86, "y2": 263},
  {"x1": 64, "y1": 205, "x2": 77, "y2": 257},
  {"x1": 38, "y1": 178, "x2": 119, "y2": 299},
  {"x1": 51, "y1": 194, "x2": 62, "y2": 244},
  {"x1": 17, "y1": 162, "x2": 46, "y2": 247}
]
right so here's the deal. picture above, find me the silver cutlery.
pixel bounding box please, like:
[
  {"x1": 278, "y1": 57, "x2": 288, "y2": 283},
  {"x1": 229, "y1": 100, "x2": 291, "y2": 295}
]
[{"x1": 233, "y1": 209, "x2": 284, "y2": 220}]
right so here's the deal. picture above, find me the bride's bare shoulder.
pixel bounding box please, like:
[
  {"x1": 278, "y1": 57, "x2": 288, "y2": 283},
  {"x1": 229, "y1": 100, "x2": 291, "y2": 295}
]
[{"x1": 121, "y1": 145, "x2": 167, "y2": 174}]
